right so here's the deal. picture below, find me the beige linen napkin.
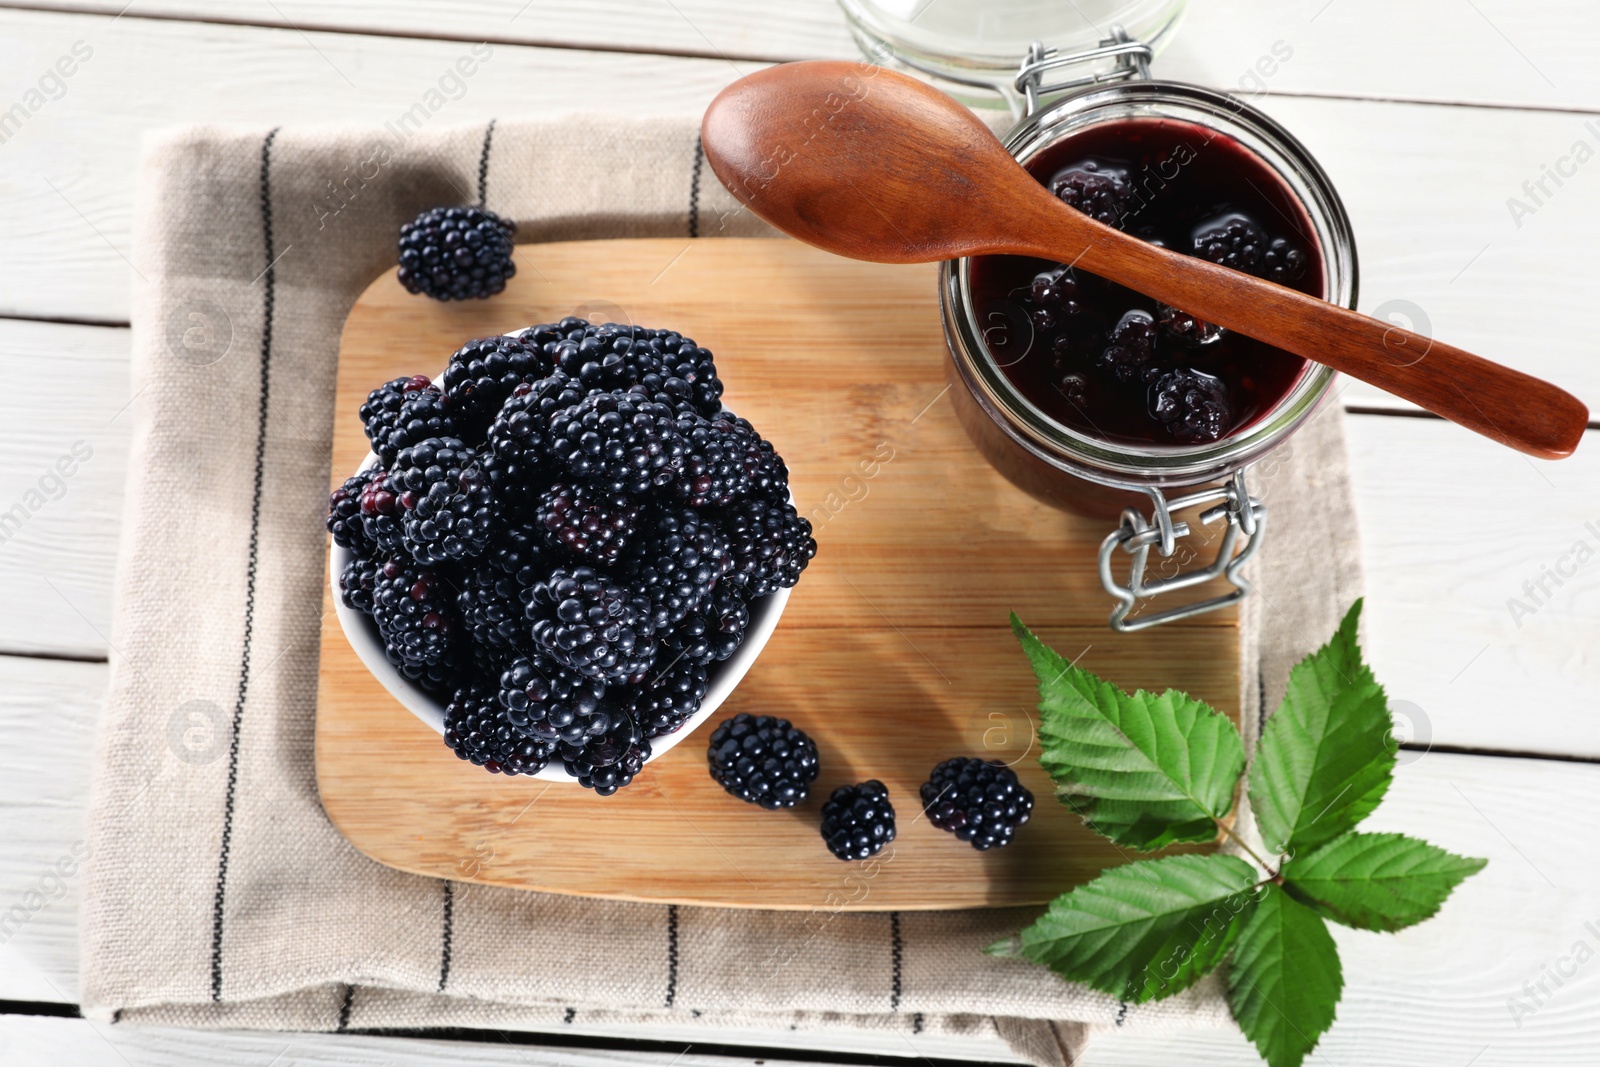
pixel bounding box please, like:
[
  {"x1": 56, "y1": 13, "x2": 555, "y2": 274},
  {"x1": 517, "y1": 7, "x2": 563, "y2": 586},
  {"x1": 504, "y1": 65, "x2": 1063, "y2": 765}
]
[{"x1": 80, "y1": 114, "x2": 1362, "y2": 1065}]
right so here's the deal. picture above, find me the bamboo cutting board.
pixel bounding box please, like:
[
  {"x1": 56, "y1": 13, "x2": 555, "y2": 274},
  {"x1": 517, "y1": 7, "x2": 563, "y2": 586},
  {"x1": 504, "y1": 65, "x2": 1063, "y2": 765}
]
[{"x1": 316, "y1": 237, "x2": 1240, "y2": 910}]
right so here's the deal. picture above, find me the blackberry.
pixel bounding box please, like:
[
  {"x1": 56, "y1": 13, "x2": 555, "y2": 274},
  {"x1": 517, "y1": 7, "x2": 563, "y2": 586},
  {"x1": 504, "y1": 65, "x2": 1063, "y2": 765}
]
[
  {"x1": 443, "y1": 683, "x2": 555, "y2": 775},
  {"x1": 536, "y1": 481, "x2": 642, "y2": 566},
  {"x1": 359, "y1": 373, "x2": 426, "y2": 446},
  {"x1": 563, "y1": 733, "x2": 651, "y2": 796},
  {"x1": 663, "y1": 584, "x2": 750, "y2": 667},
  {"x1": 627, "y1": 507, "x2": 732, "y2": 630},
  {"x1": 1056, "y1": 372, "x2": 1089, "y2": 409},
  {"x1": 547, "y1": 322, "x2": 637, "y2": 391},
  {"x1": 516, "y1": 319, "x2": 572, "y2": 352},
  {"x1": 707, "y1": 713, "x2": 820, "y2": 810},
  {"x1": 628, "y1": 329, "x2": 723, "y2": 416},
  {"x1": 820, "y1": 780, "x2": 896, "y2": 861},
  {"x1": 626, "y1": 659, "x2": 709, "y2": 739},
  {"x1": 1050, "y1": 163, "x2": 1132, "y2": 228},
  {"x1": 920, "y1": 757, "x2": 1035, "y2": 851},
  {"x1": 327, "y1": 468, "x2": 379, "y2": 554},
  {"x1": 1156, "y1": 303, "x2": 1225, "y2": 347},
  {"x1": 455, "y1": 525, "x2": 551, "y2": 650},
  {"x1": 362, "y1": 378, "x2": 455, "y2": 467},
  {"x1": 717, "y1": 495, "x2": 816, "y2": 598},
  {"x1": 441, "y1": 335, "x2": 550, "y2": 442},
  {"x1": 1051, "y1": 328, "x2": 1102, "y2": 366},
  {"x1": 1030, "y1": 265, "x2": 1094, "y2": 319},
  {"x1": 404, "y1": 651, "x2": 469, "y2": 695},
  {"x1": 1151, "y1": 367, "x2": 1231, "y2": 444},
  {"x1": 482, "y1": 450, "x2": 550, "y2": 518},
  {"x1": 536, "y1": 320, "x2": 724, "y2": 416},
  {"x1": 482, "y1": 522, "x2": 548, "y2": 582},
  {"x1": 338, "y1": 556, "x2": 380, "y2": 614},
  {"x1": 482, "y1": 374, "x2": 588, "y2": 513},
  {"x1": 1261, "y1": 236, "x2": 1308, "y2": 284},
  {"x1": 558, "y1": 709, "x2": 641, "y2": 767},
  {"x1": 371, "y1": 558, "x2": 457, "y2": 671},
  {"x1": 357, "y1": 469, "x2": 407, "y2": 557},
  {"x1": 524, "y1": 565, "x2": 658, "y2": 683},
  {"x1": 1193, "y1": 214, "x2": 1266, "y2": 273},
  {"x1": 1100, "y1": 309, "x2": 1160, "y2": 383},
  {"x1": 498, "y1": 654, "x2": 610, "y2": 744},
  {"x1": 456, "y1": 566, "x2": 527, "y2": 652},
  {"x1": 674, "y1": 413, "x2": 786, "y2": 507},
  {"x1": 487, "y1": 374, "x2": 587, "y2": 470},
  {"x1": 546, "y1": 388, "x2": 688, "y2": 496},
  {"x1": 397, "y1": 205, "x2": 517, "y2": 301},
  {"x1": 391, "y1": 436, "x2": 495, "y2": 563}
]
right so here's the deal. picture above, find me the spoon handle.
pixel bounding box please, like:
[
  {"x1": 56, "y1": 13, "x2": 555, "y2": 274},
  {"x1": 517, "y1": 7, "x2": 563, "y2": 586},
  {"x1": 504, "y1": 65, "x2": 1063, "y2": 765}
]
[{"x1": 1011, "y1": 205, "x2": 1589, "y2": 460}]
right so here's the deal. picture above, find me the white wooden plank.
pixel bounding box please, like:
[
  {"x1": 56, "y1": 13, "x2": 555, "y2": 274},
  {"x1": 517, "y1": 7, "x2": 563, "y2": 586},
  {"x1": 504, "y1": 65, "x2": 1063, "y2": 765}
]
[
  {"x1": 0, "y1": 1014, "x2": 978, "y2": 1067},
  {"x1": 1080, "y1": 751, "x2": 1600, "y2": 1067},
  {"x1": 0, "y1": 0, "x2": 856, "y2": 64},
  {"x1": 1346, "y1": 416, "x2": 1600, "y2": 759},
  {"x1": 1161, "y1": 0, "x2": 1600, "y2": 112},
  {"x1": 12, "y1": 1, "x2": 1600, "y2": 113},
  {"x1": 0, "y1": 320, "x2": 128, "y2": 659},
  {"x1": 0, "y1": 8, "x2": 747, "y2": 323},
  {"x1": 0, "y1": 656, "x2": 102, "y2": 1004}
]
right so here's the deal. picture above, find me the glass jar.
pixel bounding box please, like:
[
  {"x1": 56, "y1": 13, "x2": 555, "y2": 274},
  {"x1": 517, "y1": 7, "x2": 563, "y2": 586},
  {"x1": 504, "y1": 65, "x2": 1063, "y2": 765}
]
[
  {"x1": 849, "y1": 15, "x2": 1359, "y2": 630},
  {"x1": 838, "y1": 0, "x2": 1187, "y2": 114}
]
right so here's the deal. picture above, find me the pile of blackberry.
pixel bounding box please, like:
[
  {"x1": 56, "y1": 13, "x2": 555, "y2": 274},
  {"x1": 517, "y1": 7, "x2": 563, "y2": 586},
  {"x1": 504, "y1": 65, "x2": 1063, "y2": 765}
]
[
  {"x1": 1017, "y1": 165, "x2": 1312, "y2": 444},
  {"x1": 701, "y1": 711, "x2": 1036, "y2": 861},
  {"x1": 330, "y1": 319, "x2": 816, "y2": 792}
]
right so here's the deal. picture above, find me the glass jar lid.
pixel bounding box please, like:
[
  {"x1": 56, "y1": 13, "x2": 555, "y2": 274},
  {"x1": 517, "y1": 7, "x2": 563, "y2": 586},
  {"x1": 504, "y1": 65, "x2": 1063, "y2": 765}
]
[{"x1": 837, "y1": 0, "x2": 1187, "y2": 110}]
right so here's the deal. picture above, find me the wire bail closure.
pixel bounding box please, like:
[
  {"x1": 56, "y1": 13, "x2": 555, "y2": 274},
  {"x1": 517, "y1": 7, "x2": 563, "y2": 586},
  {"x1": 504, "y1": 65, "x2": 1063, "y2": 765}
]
[
  {"x1": 1098, "y1": 470, "x2": 1266, "y2": 632},
  {"x1": 1016, "y1": 25, "x2": 1153, "y2": 118}
]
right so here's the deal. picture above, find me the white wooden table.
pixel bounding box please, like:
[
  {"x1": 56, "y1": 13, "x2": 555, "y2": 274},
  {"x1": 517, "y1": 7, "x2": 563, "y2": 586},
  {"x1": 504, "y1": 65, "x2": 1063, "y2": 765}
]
[{"x1": 1, "y1": 2, "x2": 1596, "y2": 1064}]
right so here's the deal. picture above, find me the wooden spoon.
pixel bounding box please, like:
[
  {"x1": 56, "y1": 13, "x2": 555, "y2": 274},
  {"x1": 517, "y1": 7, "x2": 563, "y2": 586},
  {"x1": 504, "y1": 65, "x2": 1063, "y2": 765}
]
[{"x1": 701, "y1": 61, "x2": 1588, "y2": 460}]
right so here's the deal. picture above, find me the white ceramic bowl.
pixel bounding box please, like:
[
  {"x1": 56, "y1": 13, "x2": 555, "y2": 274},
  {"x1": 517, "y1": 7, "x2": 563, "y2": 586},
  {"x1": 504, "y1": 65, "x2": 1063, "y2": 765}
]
[{"x1": 330, "y1": 366, "x2": 792, "y2": 781}]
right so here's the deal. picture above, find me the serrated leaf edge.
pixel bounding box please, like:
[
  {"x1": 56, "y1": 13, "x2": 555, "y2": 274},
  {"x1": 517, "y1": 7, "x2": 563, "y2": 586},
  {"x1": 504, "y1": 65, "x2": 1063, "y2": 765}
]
[{"x1": 1015, "y1": 614, "x2": 1245, "y2": 849}]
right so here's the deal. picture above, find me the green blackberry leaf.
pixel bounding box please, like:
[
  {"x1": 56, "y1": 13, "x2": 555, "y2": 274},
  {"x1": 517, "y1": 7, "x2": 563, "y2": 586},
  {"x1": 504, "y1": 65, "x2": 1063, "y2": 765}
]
[
  {"x1": 1014, "y1": 615, "x2": 1245, "y2": 849},
  {"x1": 1249, "y1": 600, "x2": 1397, "y2": 856},
  {"x1": 1282, "y1": 832, "x2": 1486, "y2": 932},
  {"x1": 989, "y1": 854, "x2": 1261, "y2": 1003},
  {"x1": 1228, "y1": 883, "x2": 1342, "y2": 1067}
]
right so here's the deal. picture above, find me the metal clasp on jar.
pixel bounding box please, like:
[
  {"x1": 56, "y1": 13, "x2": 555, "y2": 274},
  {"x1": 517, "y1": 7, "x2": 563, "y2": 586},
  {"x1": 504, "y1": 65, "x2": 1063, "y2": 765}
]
[
  {"x1": 1098, "y1": 470, "x2": 1266, "y2": 632},
  {"x1": 1014, "y1": 26, "x2": 1152, "y2": 118}
]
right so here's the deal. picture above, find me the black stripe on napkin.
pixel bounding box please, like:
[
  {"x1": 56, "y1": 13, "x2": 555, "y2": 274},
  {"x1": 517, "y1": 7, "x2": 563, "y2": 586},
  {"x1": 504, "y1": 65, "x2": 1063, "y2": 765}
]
[
  {"x1": 478, "y1": 118, "x2": 497, "y2": 207},
  {"x1": 664, "y1": 903, "x2": 680, "y2": 1008},
  {"x1": 1257, "y1": 667, "x2": 1269, "y2": 733},
  {"x1": 688, "y1": 135, "x2": 704, "y2": 238},
  {"x1": 889, "y1": 911, "x2": 904, "y2": 1011},
  {"x1": 209, "y1": 125, "x2": 279, "y2": 1003},
  {"x1": 438, "y1": 880, "x2": 455, "y2": 992},
  {"x1": 337, "y1": 984, "x2": 355, "y2": 1031}
]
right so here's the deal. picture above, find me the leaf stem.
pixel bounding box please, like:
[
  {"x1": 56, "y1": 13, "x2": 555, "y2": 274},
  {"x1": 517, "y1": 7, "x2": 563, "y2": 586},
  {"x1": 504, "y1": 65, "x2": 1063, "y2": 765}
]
[{"x1": 1217, "y1": 819, "x2": 1277, "y2": 876}]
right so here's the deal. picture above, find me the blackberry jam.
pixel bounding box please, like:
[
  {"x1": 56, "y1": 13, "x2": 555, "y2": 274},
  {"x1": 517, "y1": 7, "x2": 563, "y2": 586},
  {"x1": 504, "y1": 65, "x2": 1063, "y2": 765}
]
[
  {"x1": 941, "y1": 80, "x2": 1356, "y2": 630},
  {"x1": 968, "y1": 117, "x2": 1323, "y2": 447}
]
